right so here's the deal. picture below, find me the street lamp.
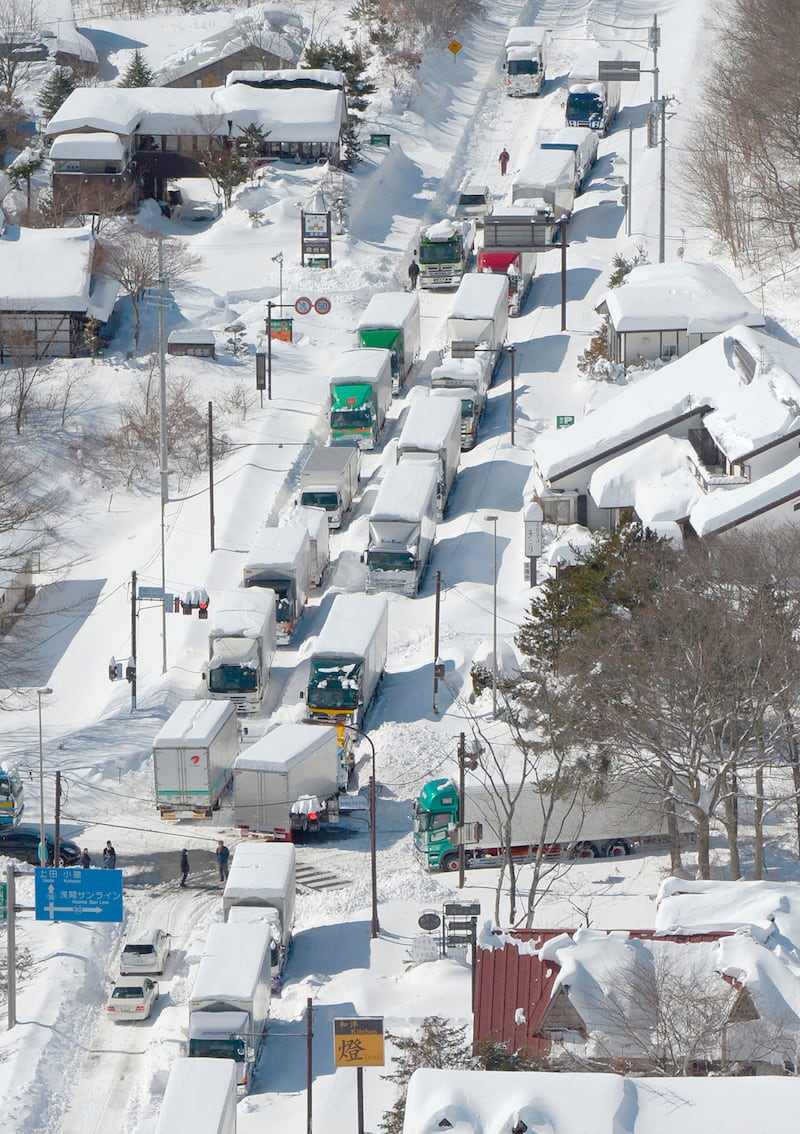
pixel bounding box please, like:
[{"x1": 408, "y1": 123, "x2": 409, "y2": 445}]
[
  {"x1": 343, "y1": 723, "x2": 379, "y2": 939},
  {"x1": 484, "y1": 515, "x2": 499, "y2": 718},
  {"x1": 272, "y1": 251, "x2": 284, "y2": 311},
  {"x1": 37, "y1": 687, "x2": 53, "y2": 866}
]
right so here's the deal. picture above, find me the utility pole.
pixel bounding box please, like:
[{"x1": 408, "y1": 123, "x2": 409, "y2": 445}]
[
  {"x1": 207, "y1": 402, "x2": 216, "y2": 553},
  {"x1": 130, "y1": 569, "x2": 137, "y2": 712},
  {"x1": 627, "y1": 124, "x2": 633, "y2": 237},
  {"x1": 432, "y1": 570, "x2": 442, "y2": 714},
  {"x1": 560, "y1": 217, "x2": 568, "y2": 331},
  {"x1": 651, "y1": 14, "x2": 660, "y2": 104},
  {"x1": 53, "y1": 770, "x2": 61, "y2": 869},
  {"x1": 458, "y1": 732, "x2": 466, "y2": 889},
  {"x1": 6, "y1": 865, "x2": 15, "y2": 1029},
  {"x1": 266, "y1": 300, "x2": 273, "y2": 401},
  {"x1": 306, "y1": 997, "x2": 313, "y2": 1134},
  {"x1": 157, "y1": 237, "x2": 169, "y2": 675},
  {"x1": 659, "y1": 95, "x2": 667, "y2": 263},
  {"x1": 508, "y1": 345, "x2": 516, "y2": 446}
]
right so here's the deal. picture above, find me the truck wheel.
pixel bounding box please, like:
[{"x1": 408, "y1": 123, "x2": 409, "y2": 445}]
[
  {"x1": 440, "y1": 852, "x2": 460, "y2": 872},
  {"x1": 572, "y1": 842, "x2": 598, "y2": 859},
  {"x1": 603, "y1": 840, "x2": 630, "y2": 858}
]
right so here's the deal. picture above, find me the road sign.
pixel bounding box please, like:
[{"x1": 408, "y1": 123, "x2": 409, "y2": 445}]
[
  {"x1": 334, "y1": 1017, "x2": 385, "y2": 1067},
  {"x1": 444, "y1": 902, "x2": 480, "y2": 917},
  {"x1": 138, "y1": 586, "x2": 164, "y2": 600},
  {"x1": 598, "y1": 60, "x2": 641, "y2": 82},
  {"x1": 556, "y1": 415, "x2": 575, "y2": 429},
  {"x1": 418, "y1": 911, "x2": 441, "y2": 931},
  {"x1": 294, "y1": 296, "x2": 312, "y2": 315},
  {"x1": 448, "y1": 39, "x2": 462, "y2": 56},
  {"x1": 314, "y1": 297, "x2": 332, "y2": 316},
  {"x1": 35, "y1": 868, "x2": 123, "y2": 923},
  {"x1": 0, "y1": 881, "x2": 6, "y2": 921},
  {"x1": 524, "y1": 501, "x2": 544, "y2": 558}
]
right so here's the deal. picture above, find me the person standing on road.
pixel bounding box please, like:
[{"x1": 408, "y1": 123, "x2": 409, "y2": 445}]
[
  {"x1": 102, "y1": 840, "x2": 116, "y2": 869},
  {"x1": 179, "y1": 848, "x2": 190, "y2": 888},
  {"x1": 407, "y1": 257, "x2": 420, "y2": 290},
  {"x1": 499, "y1": 147, "x2": 510, "y2": 175},
  {"x1": 80, "y1": 848, "x2": 91, "y2": 869},
  {"x1": 216, "y1": 840, "x2": 230, "y2": 882}
]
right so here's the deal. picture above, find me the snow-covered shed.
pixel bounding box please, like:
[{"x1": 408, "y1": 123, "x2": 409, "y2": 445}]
[
  {"x1": 596, "y1": 262, "x2": 765, "y2": 366},
  {"x1": 167, "y1": 328, "x2": 216, "y2": 358}
]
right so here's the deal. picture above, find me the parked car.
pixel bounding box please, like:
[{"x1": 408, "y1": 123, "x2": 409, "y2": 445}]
[
  {"x1": 120, "y1": 929, "x2": 171, "y2": 975},
  {"x1": 0, "y1": 825, "x2": 80, "y2": 866},
  {"x1": 106, "y1": 976, "x2": 159, "y2": 1021}
]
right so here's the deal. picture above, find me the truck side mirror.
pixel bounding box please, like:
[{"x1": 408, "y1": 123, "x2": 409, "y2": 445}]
[{"x1": 299, "y1": 690, "x2": 305, "y2": 700}]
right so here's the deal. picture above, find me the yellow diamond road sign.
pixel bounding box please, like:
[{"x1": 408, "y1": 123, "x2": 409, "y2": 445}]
[
  {"x1": 334, "y1": 1017, "x2": 385, "y2": 1067},
  {"x1": 448, "y1": 39, "x2": 462, "y2": 56}
]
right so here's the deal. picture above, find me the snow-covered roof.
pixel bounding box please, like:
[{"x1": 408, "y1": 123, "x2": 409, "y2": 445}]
[
  {"x1": 156, "y1": 1058, "x2": 236, "y2": 1134},
  {"x1": 47, "y1": 83, "x2": 345, "y2": 143},
  {"x1": 329, "y1": 348, "x2": 391, "y2": 384},
  {"x1": 0, "y1": 225, "x2": 115, "y2": 314},
  {"x1": 448, "y1": 273, "x2": 507, "y2": 321},
  {"x1": 371, "y1": 459, "x2": 438, "y2": 522},
  {"x1": 209, "y1": 588, "x2": 275, "y2": 640},
  {"x1": 168, "y1": 328, "x2": 216, "y2": 345},
  {"x1": 542, "y1": 524, "x2": 594, "y2": 568},
  {"x1": 157, "y1": 5, "x2": 303, "y2": 83},
  {"x1": 420, "y1": 218, "x2": 469, "y2": 242},
  {"x1": 49, "y1": 132, "x2": 125, "y2": 162},
  {"x1": 189, "y1": 922, "x2": 271, "y2": 1001},
  {"x1": 589, "y1": 435, "x2": 700, "y2": 523},
  {"x1": 356, "y1": 291, "x2": 418, "y2": 331},
  {"x1": 656, "y1": 877, "x2": 800, "y2": 941},
  {"x1": 39, "y1": 0, "x2": 97, "y2": 65},
  {"x1": 598, "y1": 262, "x2": 765, "y2": 334},
  {"x1": 313, "y1": 593, "x2": 387, "y2": 657},
  {"x1": 245, "y1": 524, "x2": 308, "y2": 573},
  {"x1": 234, "y1": 721, "x2": 337, "y2": 773},
  {"x1": 225, "y1": 842, "x2": 295, "y2": 900},
  {"x1": 153, "y1": 699, "x2": 235, "y2": 747},
  {"x1": 513, "y1": 146, "x2": 575, "y2": 193},
  {"x1": 504, "y1": 26, "x2": 547, "y2": 48},
  {"x1": 227, "y1": 67, "x2": 344, "y2": 89},
  {"x1": 280, "y1": 502, "x2": 328, "y2": 543},
  {"x1": 398, "y1": 395, "x2": 461, "y2": 453},
  {"x1": 536, "y1": 326, "x2": 800, "y2": 481},
  {"x1": 689, "y1": 453, "x2": 800, "y2": 536}
]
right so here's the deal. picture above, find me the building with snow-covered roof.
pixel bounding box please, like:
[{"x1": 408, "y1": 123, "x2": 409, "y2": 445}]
[
  {"x1": 596, "y1": 261, "x2": 765, "y2": 366},
  {"x1": 534, "y1": 325, "x2": 800, "y2": 534}
]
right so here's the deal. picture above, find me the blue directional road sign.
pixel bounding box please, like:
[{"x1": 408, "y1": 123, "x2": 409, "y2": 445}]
[{"x1": 35, "y1": 868, "x2": 123, "y2": 923}]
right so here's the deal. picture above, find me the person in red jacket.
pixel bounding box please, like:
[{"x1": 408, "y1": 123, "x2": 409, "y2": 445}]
[{"x1": 499, "y1": 148, "x2": 510, "y2": 175}]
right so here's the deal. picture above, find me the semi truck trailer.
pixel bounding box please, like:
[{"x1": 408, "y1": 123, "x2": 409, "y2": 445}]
[
  {"x1": 366, "y1": 458, "x2": 438, "y2": 595},
  {"x1": 397, "y1": 394, "x2": 462, "y2": 519},
  {"x1": 152, "y1": 699, "x2": 239, "y2": 818},
  {"x1": 356, "y1": 292, "x2": 421, "y2": 393},
  {"x1": 305, "y1": 594, "x2": 388, "y2": 733},
  {"x1": 242, "y1": 525, "x2": 310, "y2": 644},
  {"x1": 298, "y1": 445, "x2": 360, "y2": 529},
  {"x1": 223, "y1": 841, "x2": 296, "y2": 990},
  {"x1": 329, "y1": 348, "x2": 393, "y2": 449},
  {"x1": 204, "y1": 588, "x2": 277, "y2": 713}
]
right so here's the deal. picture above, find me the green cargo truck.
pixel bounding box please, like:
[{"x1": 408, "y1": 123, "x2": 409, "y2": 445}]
[
  {"x1": 329, "y1": 348, "x2": 393, "y2": 449},
  {"x1": 356, "y1": 292, "x2": 421, "y2": 393}
]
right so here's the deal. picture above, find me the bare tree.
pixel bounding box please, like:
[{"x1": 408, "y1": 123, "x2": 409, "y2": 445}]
[{"x1": 0, "y1": 0, "x2": 40, "y2": 99}]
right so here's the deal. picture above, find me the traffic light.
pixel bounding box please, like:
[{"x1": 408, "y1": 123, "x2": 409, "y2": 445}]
[
  {"x1": 621, "y1": 183, "x2": 629, "y2": 207},
  {"x1": 108, "y1": 657, "x2": 123, "y2": 681},
  {"x1": 125, "y1": 657, "x2": 136, "y2": 683},
  {"x1": 198, "y1": 595, "x2": 209, "y2": 620},
  {"x1": 181, "y1": 587, "x2": 210, "y2": 616}
]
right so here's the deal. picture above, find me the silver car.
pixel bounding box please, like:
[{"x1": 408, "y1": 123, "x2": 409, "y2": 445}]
[{"x1": 119, "y1": 929, "x2": 171, "y2": 975}]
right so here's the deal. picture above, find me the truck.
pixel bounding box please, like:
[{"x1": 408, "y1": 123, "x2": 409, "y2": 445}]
[
  {"x1": 298, "y1": 445, "x2": 360, "y2": 530},
  {"x1": 155, "y1": 1058, "x2": 237, "y2": 1134},
  {"x1": 366, "y1": 458, "x2": 438, "y2": 595},
  {"x1": 0, "y1": 762, "x2": 24, "y2": 828},
  {"x1": 476, "y1": 247, "x2": 536, "y2": 317},
  {"x1": 397, "y1": 395, "x2": 462, "y2": 519},
  {"x1": 329, "y1": 348, "x2": 393, "y2": 450},
  {"x1": 223, "y1": 842, "x2": 296, "y2": 991},
  {"x1": 446, "y1": 272, "x2": 509, "y2": 361},
  {"x1": 540, "y1": 126, "x2": 599, "y2": 192},
  {"x1": 565, "y1": 44, "x2": 622, "y2": 134},
  {"x1": 510, "y1": 146, "x2": 577, "y2": 221},
  {"x1": 503, "y1": 26, "x2": 548, "y2": 96},
  {"x1": 413, "y1": 775, "x2": 694, "y2": 872},
  {"x1": 187, "y1": 921, "x2": 271, "y2": 1092},
  {"x1": 152, "y1": 699, "x2": 239, "y2": 818},
  {"x1": 356, "y1": 292, "x2": 421, "y2": 393},
  {"x1": 279, "y1": 503, "x2": 329, "y2": 589},
  {"x1": 305, "y1": 593, "x2": 388, "y2": 733},
  {"x1": 243, "y1": 525, "x2": 310, "y2": 644},
  {"x1": 430, "y1": 385, "x2": 484, "y2": 451},
  {"x1": 204, "y1": 588, "x2": 277, "y2": 713},
  {"x1": 455, "y1": 181, "x2": 494, "y2": 226},
  {"x1": 417, "y1": 217, "x2": 476, "y2": 289}
]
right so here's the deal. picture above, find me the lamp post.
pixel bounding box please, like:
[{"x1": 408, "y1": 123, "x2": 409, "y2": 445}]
[
  {"x1": 484, "y1": 515, "x2": 499, "y2": 718},
  {"x1": 272, "y1": 251, "x2": 284, "y2": 311},
  {"x1": 343, "y1": 723, "x2": 379, "y2": 939},
  {"x1": 37, "y1": 687, "x2": 53, "y2": 866}
]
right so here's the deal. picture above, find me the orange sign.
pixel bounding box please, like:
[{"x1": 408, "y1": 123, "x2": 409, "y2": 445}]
[
  {"x1": 333, "y1": 1017, "x2": 385, "y2": 1067},
  {"x1": 448, "y1": 39, "x2": 462, "y2": 56}
]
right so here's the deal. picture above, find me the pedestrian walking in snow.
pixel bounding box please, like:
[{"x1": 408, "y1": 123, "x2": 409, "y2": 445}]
[
  {"x1": 499, "y1": 148, "x2": 510, "y2": 175},
  {"x1": 179, "y1": 848, "x2": 189, "y2": 888},
  {"x1": 408, "y1": 258, "x2": 420, "y2": 289},
  {"x1": 216, "y1": 841, "x2": 230, "y2": 882},
  {"x1": 80, "y1": 848, "x2": 91, "y2": 869},
  {"x1": 102, "y1": 840, "x2": 116, "y2": 869}
]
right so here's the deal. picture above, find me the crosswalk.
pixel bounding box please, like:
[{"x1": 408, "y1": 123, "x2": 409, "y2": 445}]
[{"x1": 295, "y1": 859, "x2": 351, "y2": 891}]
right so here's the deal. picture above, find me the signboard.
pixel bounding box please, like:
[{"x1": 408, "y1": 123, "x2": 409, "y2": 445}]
[
  {"x1": 524, "y1": 501, "x2": 544, "y2": 558},
  {"x1": 451, "y1": 340, "x2": 477, "y2": 360},
  {"x1": 314, "y1": 297, "x2": 332, "y2": 316},
  {"x1": 370, "y1": 133, "x2": 390, "y2": 146},
  {"x1": 598, "y1": 59, "x2": 641, "y2": 82},
  {"x1": 138, "y1": 586, "x2": 164, "y2": 600},
  {"x1": 303, "y1": 213, "x2": 329, "y2": 237},
  {"x1": 444, "y1": 902, "x2": 481, "y2": 917},
  {"x1": 0, "y1": 880, "x2": 6, "y2": 921},
  {"x1": 556, "y1": 415, "x2": 575, "y2": 429},
  {"x1": 294, "y1": 296, "x2": 312, "y2": 315},
  {"x1": 333, "y1": 1017, "x2": 385, "y2": 1067},
  {"x1": 269, "y1": 318, "x2": 293, "y2": 342},
  {"x1": 418, "y1": 911, "x2": 442, "y2": 931},
  {"x1": 448, "y1": 39, "x2": 462, "y2": 56},
  {"x1": 301, "y1": 211, "x2": 333, "y2": 268},
  {"x1": 483, "y1": 215, "x2": 557, "y2": 251},
  {"x1": 256, "y1": 352, "x2": 266, "y2": 390},
  {"x1": 35, "y1": 867, "x2": 123, "y2": 923}
]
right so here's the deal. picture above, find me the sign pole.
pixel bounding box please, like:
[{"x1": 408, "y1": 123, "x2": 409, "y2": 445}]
[
  {"x1": 267, "y1": 300, "x2": 273, "y2": 401},
  {"x1": 356, "y1": 1066, "x2": 365, "y2": 1134},
  {"x1": 560, "y1": 217, "x2": 568, "y2": 331},
  {"x1": 306, "y1": 997, "x2": 313, "y2": 1134},
  {"x1": 5, "y1": 867, "x2": 14, "y2": 1029}
]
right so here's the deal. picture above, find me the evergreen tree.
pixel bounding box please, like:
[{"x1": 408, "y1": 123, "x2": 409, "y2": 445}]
[
  {"x1": 380, "y1": 1017, "x2": 478, "y2": 1134},
  {"x1": 38, "y1": 67, "x2": 78, "y2": 123},
  {"x1": 303, "y1": 40, "x2": 376, "y2": 111},
  {"x1": 118, "y1": 50, "x2": 155, "y2": 88}
]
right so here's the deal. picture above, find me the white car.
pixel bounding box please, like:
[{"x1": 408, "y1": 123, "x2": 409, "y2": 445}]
[
  {"x1": 106, "y1": 976, "x2": 159, "y2": 1021},
  {"x1": 119, "y1": 929, "x2": 171, "y2": 975}
]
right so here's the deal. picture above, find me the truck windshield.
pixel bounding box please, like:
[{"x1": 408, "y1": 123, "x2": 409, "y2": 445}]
[
  {"x1": 567, "y1": 91, "x2": 603, "y2": 121},
  {"x1": 508, "y1": 59, "x2": 539, "y2": 75},
  {"x1": 189, "y1": 1038, "x2": 246, "y2": 1061},
  {"x1": 208, "y1": 664, "x2": 258, "y2": 694},
  {"x1": 419, "y1": 240, "x2": 459, "y2": 265},
  {"x1": 459, "y1": 194, "x2": 486, "y2": 207},
  {"x1": 0, "y1": 770, "x2": 22, "y2": 801},
  {"x1": 459, "y1": 397, "x2": 475, "y2": 417},
  {"x1": 367, "y1": 549, "x2": 416, "y2": 570},
  {"x1": 415, "y1": 810, "x2": 451, "y2": 833},
  {"x1": 308, "y1": 658, "x2": 364, "y2": 710},
  {"x1": 300, "y1": 489, "x2": 340, "y2": 511},
  {"x1": 331, "y1": 407, "x2": 372, "y2": 430}
]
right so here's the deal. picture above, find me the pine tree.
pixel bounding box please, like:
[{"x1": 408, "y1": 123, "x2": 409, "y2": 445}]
[
  {"x1": 38, "y1": 67, "x2": 78, "y2": 123},
  {"x1": 380, "y1": 1017, "x2": 478, "y2": 1134},
  {"x1": 118, "y1": 50, "x2": 155, "y2": 88}
]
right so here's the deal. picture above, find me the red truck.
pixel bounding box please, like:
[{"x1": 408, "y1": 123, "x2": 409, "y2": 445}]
[{"x1": 477, "y1": 249, "x2": 535, "y2": 317}]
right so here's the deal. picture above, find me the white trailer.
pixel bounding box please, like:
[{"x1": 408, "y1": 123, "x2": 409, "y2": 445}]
[
  {"x1": 503, "y1": 26, "x2": 548, "y2": 96},
  {"x1": 446, "y1": 273, "x2": 509, "y2": 363},
  {"x1": 188, "y1": 922, "x2": 271, "y2": 1093},
  {"x1": 155, "y1": 1058, "x2": 237, "y2": 1134},
  {"x1": 329, "y1": 348, "x2": 393, "y2": 450},
  {"x1": 305, "y1": 594, "x2": 389, "y2": 733},
  {"x1": 204, "y1": 589, "x2": 277, "y2": 714},
  {"x1": 430, "y1": 385, "x2": 485, "y2": 451},
  {"x1": 366, "y1": 459, "x2": 438, "y2": 595},
  {"x1": 356, "y1": 292, "x2": 421, "y2": 393},
  {"x1": 510, "y1": 147, "x2": 577, "y2": 221},
  {"x1": 234, "y1": 722, "x2": 341, "y2": 840},
  {"x1": 298, "y1": 445, "x2": 360, "y2": 529},
  {"x1": 540, "y1": 126, "x2": 599, "y2": 191},
  {"x1": 243, "y1": 525, "x2": 310, "y2": 644},
  {"x1": 397, "y1": 394, "x2": 462, "y2": 519},
  {"x1": 152, "y1": 699, "x2": 239, "y2": 818},
  {"x1": 223, "y1": 842, "x2": 296, "y2": 990},
  {"x1": 279, "y1": 503, "x2": 329, "y2": 589},
  {"x1": 565, "y1": 44, "x2": 622, "y2": 134}
]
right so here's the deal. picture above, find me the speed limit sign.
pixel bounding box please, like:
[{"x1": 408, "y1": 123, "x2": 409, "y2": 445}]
[
  {"x1": 314, "y1": 297, "x2": 332, "y2": 315},
  {"x1": 294, "y1": 296, "x2": 312, "y2": 315}
]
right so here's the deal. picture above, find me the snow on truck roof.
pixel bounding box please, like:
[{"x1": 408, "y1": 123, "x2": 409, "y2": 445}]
[
  {"x1": 356, "y1": 291, "x2": 419, "y2": 329},
  {"x1": 504, "y1": 26, "x2": 547, "y2": 47},
  {"x1": 231, "y1": 841, "x2": 296, "y2": 870},
  {"x1": 156, "y1": 1058, "x2": 236, "y2": 1134},
  {"x1": 190, "y1": 922, "x2": 271, "y2": 1001},
  {"x1": 371, "y1": 459, "x2": 438, "y2": 521},
  {"x1": 329, "y1": 348, "x2": 392, "y2": 384},
  {"x1": 312, "y1": 593, "x2": 388, "y2": 658},
  {"x1": 209, "y1": 588, "x2": 275, "y2": 639},
  {"x1": 420, "y1": 218, "x2": 469, "y2": 242},
  {"x1": 234, "y1": 722, "x2": 338, "y2": 773},
  {"x1": 399, "y1": 395, "x2": 461, "y2": 452},
  {"x1": 515, "y1": 146, "x2": 576, "y2": 189},
  {"x1": 225, "y1": 846, "x2": 295, "y2": 900},
  {"x1": 153, "y1": 699, "x2": 235, "y2": 747},
  {"x1": 448, "y1": 272, "x2": 507, "y2": 319},
  {"x1": 245, "y1": 524, "x2": 308, "y2": 571}
]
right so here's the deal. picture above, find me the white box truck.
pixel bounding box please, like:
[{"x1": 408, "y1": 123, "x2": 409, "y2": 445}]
[
  {"x1": 510, "y1": 146, "x2": 577, "y2": 221},
  {"x1": 279, "y1": 503, "x2": 329, "y2": 589},
  {"x1": 305, "y1": 594, "x2": 388, "y2": 733},
  {"x1": 356, "y1": 292, "x2": 421, "y2": 393},
  {"x1": 503, "y1": 26, "x2": 548, "y2": 96},
  {"x1": 446, "y1": 272, "x2": 509, "y2": 365},
  {"x1": 366, "y1": 458, "x2": 438, "y2": 596},
  {"x1": 223, "y1": 842, "x2": 296, "y2": 991},
  {"x1": 430, "y1": 385, "x2": 485, "y2": 451},
  {"x1": 431, "y1": 347, "x2": 494, "y2": 444},
  {"x1": 565, "y1": 44, "x2": 622, "y2": 134},
  {"x1": 298, "y1": 445, "x2": 361, "y2": 529},
  {"x1": 188, "y1": 921, "x2": 271, "y2": 1093},
  {"x1": 204, "y1": 589, "x2": 277, "y2": 714},
  {"x1": 155, "y1": 1058, "x2": 237, "y2": 1134},
  {"x1": 152, "y1": 699, "x2": 239, "y2": 818},
  {"x1": 329, "y1": 348, "x2": 393, "y2": 450},
  {"x1": 540, "y1": 126, "x2": 599, "y2": 191},
  {"x1": 397, "y1": 394, "x2": 462, "y2": 519},
  {"x1": 243, "y1": 525, "x2": 310, "y2": 644},
  {"x1": 234, "y1": 722, "x2": 341, "y2": 840}
]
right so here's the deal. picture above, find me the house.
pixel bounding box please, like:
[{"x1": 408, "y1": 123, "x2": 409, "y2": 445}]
[
  {"x1": 534, "y1": 325, "x2": 800, "y2": 534},
  {"x1": 0, "y1": 555, "x2": 35, "y2": 634},
  {"x1": 596, "y1": 262, "x2": 765, "y2": 367},
  {"x1": 0, "y1": 225, "x2": 118, "y2": 359},
  {"x1": 46, "y1": 74, "x2": 348, "y2": 211},
  {"x1": 167, "y1": 329, "x2": 216, "y2": 358},
  {"x1": 0, "y1": 0, "x2": 99, "y2": 78}
]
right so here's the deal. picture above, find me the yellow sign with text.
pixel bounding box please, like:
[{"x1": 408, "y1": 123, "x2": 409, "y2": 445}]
[
  {"x1": 448, "y1": 40, "x2": 462, "y2": 56},
  {"x1": 333, "y1": 1017, "x2": 385, "y2": 1068}
]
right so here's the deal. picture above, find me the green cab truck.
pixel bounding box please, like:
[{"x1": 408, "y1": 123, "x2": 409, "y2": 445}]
[
  {"x1": 329, "y1": 348, "x2": 393, "y2": 450},
  {"x1": 356, "y1": 292, "x2": 421, "y2": 394}
]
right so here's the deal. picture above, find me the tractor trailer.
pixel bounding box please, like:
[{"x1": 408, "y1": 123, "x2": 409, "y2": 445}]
[
  {"x1": 366, "y1": 458, "x2": 438, "y2": 595},
  {"x1": 417, "y1": 218, "x2": 475, "y2": 289},
  {"x1": 356, "y1": 292, "x2": 421, "y2": 393},
  {"x1": 510, "y1": 146, "x2": 577, "y2": 222},
  {"x1": 446, "y1": 272, "x2": 509, "y2": 360},
  {"x1": 305, "y1": 593, "x2": 388, "y2": 733},
  {"x1": 204, "y1": 588, "x2": 277, "y2": 713},
  {"x1": 279, "y1": 503, "x2": 330, "y2": 589},
  {"x1": 223, "y1": 842, "x2": 296, "y2": 990},
  {"x1": 152, "y1": 699, "x2": 239, "y2": 818},
  {"x1": 397, "y1": 394, "x2": 462, "y2": 519},
  {"x1": 155, "y1": 1058, "x2": 237, "y2": 1134},
  {"x1": 503, "y1": 26, "x2": 548, "y2": 96},
  {"x1": 243, "y1": 525, "x2": 310, "y2": 644}
]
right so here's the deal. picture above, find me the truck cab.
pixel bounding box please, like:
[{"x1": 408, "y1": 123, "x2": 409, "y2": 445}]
[
  {"x1": 455, "y1": 183, "x2": 493, "y2": 226},
  {"x1": 0, "y1": 763, "x2": 24, "y2": 828}
]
